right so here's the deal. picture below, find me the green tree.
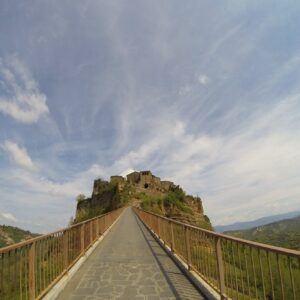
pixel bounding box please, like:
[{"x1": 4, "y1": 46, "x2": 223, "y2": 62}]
[{"x1": 76, "y1": 194, "x2": 86, "y2": 202}]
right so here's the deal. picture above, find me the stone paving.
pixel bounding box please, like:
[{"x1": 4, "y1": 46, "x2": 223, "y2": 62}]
[{"x1": 56, "y1": 208, "x2": 205, "y2": 299}]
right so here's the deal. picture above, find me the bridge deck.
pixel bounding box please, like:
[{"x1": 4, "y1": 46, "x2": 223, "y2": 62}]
[{"x1": 56, "y1": 207, "x2": 205, "y2": 299}]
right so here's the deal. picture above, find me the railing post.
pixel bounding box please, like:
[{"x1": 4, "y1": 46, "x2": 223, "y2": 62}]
[
  {"x1": 185, "y1": 226, "x2": 192, "y2": 270},
  {"x1": 158, "y1": 218, "x2": 161, "y2": 238},
  {"x1": 99, "y1": 218, "x2": 102, "y2": 235},
  {"x1": 28, "y1": 242, "x2": 36, "y2": 300},
  {"x1": 63, "y1": 230, "x2": 69, "y2": 270},
  {"x1": 163, "y1": 220, "x2": 166, "y2": 243},
  {"x1": 170, "y1": 221, "x2": 175, "y2": 252},
  {"x1": 81, "y1": 224, "x2": 85, "y2": 253},
  {"x1": 96, "y1": 218, "x2": 100, "y2": 238},
  {"x1": 89, "y1": 222, "x2": 93, "y2": 245},
  {"x1": 215, "y1": 237, "x2": 226, "y2": 299}
]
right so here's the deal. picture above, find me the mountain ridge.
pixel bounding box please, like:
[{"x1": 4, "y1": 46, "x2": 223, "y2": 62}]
[
  {"x1": 0, "y1": 225, "x2": 39, "y2": 248},
  {"x1": 215, "y1": 211, "x2": 300, "y2": 232},
  {"x1": 224, "y1": 215, "x2": 300, "y2": 250}
]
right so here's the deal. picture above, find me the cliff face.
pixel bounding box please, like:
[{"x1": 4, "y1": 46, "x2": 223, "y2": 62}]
[
  {"x1": 75, "y1": 180, "x2": 120, "y2": 223},
  {"x1": 74, "y1": 170, "x2": 212, "y2": 230},
  {"x1": 163, "y1": 195, "x2": 212, "y2": 230}
]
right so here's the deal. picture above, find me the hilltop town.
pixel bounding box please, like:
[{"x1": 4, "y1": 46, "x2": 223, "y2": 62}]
[{"x1": 75, "y1": 170, "x2": 212, "y2": 230}]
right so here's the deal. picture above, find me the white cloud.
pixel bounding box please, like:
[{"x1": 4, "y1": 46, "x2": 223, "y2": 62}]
[
  {"x1": 1, "y1": 1, "x2": 300, "y2": 233},
  {"x1": 164, "y1": 97, "x2": 300, "y2": 225},
  {"x1": 179, "y1": 74, "x2": 210, "y2": 95},
  {"x1": 102, "y1": 95, "x2": 300, "y2": 226},
  {"x1": 5, "y1": 163, "x2": 105, "y2": 199},
  {"x1": 0, "y1": 212, "x2": 18, "y2": 223},
  {"x1": 120, "y1": 168, "x2": 135, "y2": 177},
  {"x1": 197, "y1": 74, "x2": 210, "y2": 86},
  {"x1": 2, "y1": 141, "x2": 38, "y2": 171},
  {"x1": 0, "y1": 56, "x2": 48, "y2": 123},
  {"x1": 179, "y1": 84, "x2": 192, "y2": 95}
]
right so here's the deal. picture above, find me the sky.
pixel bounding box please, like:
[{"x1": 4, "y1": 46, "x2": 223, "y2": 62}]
[{"x1": 0, "y1": 1, "x2": 300, "y2": 233}]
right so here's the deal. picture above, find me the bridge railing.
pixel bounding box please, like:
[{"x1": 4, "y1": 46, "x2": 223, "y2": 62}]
[
  {"x1": 0, "y1": 207, "x2": 124, "y2": 300},
  {"x1": 133, "y1": 207, "x2": 300, "y2": 300}
]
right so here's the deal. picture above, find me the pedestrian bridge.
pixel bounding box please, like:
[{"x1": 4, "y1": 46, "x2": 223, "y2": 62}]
[{"x1": 0, "y1": 207, "x2": 299, "y2": 300}]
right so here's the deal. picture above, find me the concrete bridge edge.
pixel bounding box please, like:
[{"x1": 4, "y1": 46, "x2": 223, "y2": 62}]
[
  {"x1": 42, "y1": 211, "x2": 124, "y2": 300},
  {"x1": 134, "y1": 210, "x2": 221, "y2": 300}
]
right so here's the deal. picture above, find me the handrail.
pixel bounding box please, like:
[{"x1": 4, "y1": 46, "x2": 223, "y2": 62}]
[
  {"x1": 0, "y1": 207, "x2": 124, "y2": 300},
  {"x1": 0, "y1": 210, "x2": 119, "y2": 254},
  {"x1": 135, "y1": 208, "x2": 300, "y2": 257},
  {"x1": 133, "y1": 207, "x2": 300, "y2": 300}
]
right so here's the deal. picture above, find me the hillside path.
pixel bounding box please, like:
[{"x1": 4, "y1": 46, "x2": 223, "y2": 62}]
[{"x1": 56, "y1": 207, "x2": 205, "y2": 300}]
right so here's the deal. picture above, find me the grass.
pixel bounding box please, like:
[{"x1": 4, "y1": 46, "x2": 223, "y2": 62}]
[{"x1": 188, "y1": 239, "x2": 300, "y2": 299}]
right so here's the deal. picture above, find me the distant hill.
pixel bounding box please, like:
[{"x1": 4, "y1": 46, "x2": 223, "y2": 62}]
[
  {"x1": 215, "y1": 211, "x2": 300, "y2": 232},
  {"x1": 0, "y1": 225, "x2": 39, "y2": 248},
  {"x1": 224, "y1": 216, "x2": 300, "y2": 250}
]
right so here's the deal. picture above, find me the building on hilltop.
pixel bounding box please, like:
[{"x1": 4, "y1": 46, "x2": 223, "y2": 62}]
[
  {"x1": 126, "y1": 171, "x2": 140, "y2": 184},
  {"x1": 123, "y1": 170, "x2": 174, "y2": 192},
  {"x1": 75, "y1": 170, "x2": 211, "y2": 230},
  {"x1": 161, "y1": 181, "x2": 175, "y2": 191},
  {"x1": 110, "y1": 176, "x2": 125, "y2": 184},
  {"x1": 90, "y1": 171, "x2": 175, "y2": 194},
  {"x1": 92, "y1": 179, "x2": 109, "y2": 196}
]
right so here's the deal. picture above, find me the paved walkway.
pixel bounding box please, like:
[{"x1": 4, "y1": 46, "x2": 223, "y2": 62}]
[{"x1": 57, "y1": 208, "x2": 205, "y2": 300}]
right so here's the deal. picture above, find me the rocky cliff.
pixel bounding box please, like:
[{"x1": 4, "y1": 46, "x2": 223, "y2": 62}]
[{"x1": 75, "y1": 170, "x2": 212, "y2": 230}]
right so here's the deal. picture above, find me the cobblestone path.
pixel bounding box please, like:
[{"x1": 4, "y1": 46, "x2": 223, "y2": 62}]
[{"x1": 56, "y1": 208, "x2": 205, "y2": 300}]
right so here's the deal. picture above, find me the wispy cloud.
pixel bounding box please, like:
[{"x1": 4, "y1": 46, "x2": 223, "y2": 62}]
[
  {"x1": 1, "y1": 141, "x2": 38, "y2": 171},
  {"x1": 179, "y1": 84, "x2": 192, "y2": 96},
  {"x1": 1, "y1": 1, "x2": 300, "y2": 232},
  {"x1": 0, "y1": 212, "x2": 18, "y2": 223},
  {"x1": 0, "y1": 56, "x2": 48, "y2": 123},
  {"x1": 197, "y1": 74, "x2": 210, "y2": 86}
]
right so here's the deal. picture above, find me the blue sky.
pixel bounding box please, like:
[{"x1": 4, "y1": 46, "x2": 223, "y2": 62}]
[{"x1": 1, "y1": 1, "x2": 300, "y2": 233}]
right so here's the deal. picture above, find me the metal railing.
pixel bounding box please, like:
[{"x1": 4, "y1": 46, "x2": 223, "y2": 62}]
[
  {"x1": 0, "y1": 208, "x2": 124, "y2": 300},
  {"x1": 133, "y1": 207, "x2": 300, "y2": 300}
]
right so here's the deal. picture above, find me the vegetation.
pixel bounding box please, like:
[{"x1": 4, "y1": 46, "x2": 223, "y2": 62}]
[
  {"x1": 139, "y1": 186, "x2": 192, "y2": 213},
  {"x1": 74, "y1": 180, "x2": 121, "y2": 224},
  {"x1": 119, "y1": 182, "x2": 135, "y2": 205},
  {"x1": 0, "y1": 225, "x2": 39, "y2": 248},
  {"x1": 225, "y1": 216, "x2": 300, "y2": 250},
  {"x1": 189, "y1": 241, "x2": 300, "y2": 299},
  {"x1": 138, "y1": 186, "x2": 212, "y2": 230},
  {"x1": 76, "y1": 194, "x2": 86, "y2": 202},
  {"x1": 74, "y1": 207, "x2": 106, "y2": 224},
  {"x1": 74, "y1": 173, "x2": 212, "y2": 230},
  {"x1": 153, "y1": 214, "x2": 300, "y2": 299}
]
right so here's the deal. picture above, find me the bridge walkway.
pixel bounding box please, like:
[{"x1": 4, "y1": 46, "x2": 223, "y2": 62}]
[{"x1": 56, "y1": 207, "x2": 205, "y2": 299}]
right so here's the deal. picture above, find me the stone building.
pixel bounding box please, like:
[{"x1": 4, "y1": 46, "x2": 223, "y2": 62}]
[
  {"x1": 126, "y1": 171, "x2": 140, "y2": 184},
  {"x1": 139, "y1": 171, "x2": 157, "y2": 189},
  {"x1": 110, "y1": 176, "x2": 125, "y2": 185},
  {"x1": 123, "y1": 170, "x2": 174, "y2": 192},
  {"x1": 92, "y1": 179, "x2": 109, "y2": 196},
  {"x1": 161, "y1": 181, "x2": 175, "y2": 191}
]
